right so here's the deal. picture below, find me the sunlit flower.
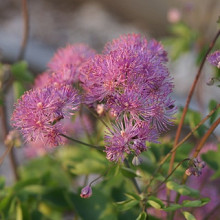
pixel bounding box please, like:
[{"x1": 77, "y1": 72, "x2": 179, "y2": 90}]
[
  {"x1": 11, "y1": 84, "x2": 80, "y2": 146},
  {"x1": 80, "y1": 34, "x2": 175, "y2": 132},
  {"x1": 104, "y1": 116, "x2": 158, "y2": 162}
]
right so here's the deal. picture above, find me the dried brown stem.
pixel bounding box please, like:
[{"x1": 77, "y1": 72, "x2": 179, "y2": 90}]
[
  {"x1": 193, "y1": 117, "x2": 220, "y2": 158},
  {"x1": 0, "y1": 103, "x2": 19, "y2": 180},
  {"x1": 18, "y1": 0, "x2": 29, "y2": 60}
]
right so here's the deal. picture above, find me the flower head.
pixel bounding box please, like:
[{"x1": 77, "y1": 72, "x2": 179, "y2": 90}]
[
  {"x1": 207, "y1": 50, "x2": 220, "y2": 69},
  {"x1": 167, "y1": 8, "x2": 181, "y2": 23},
  {"x1": 80, "y1": 34, "x2": 175, "y2": 132},
  {"x1": 11, "y1": 84, "x2": 80, "y2": 146},
  {"x1": 104, "y1": 116, "x2": 158, "y2": 162},
  {"x1": 80, "y1": 185, "x2": 92, "y2": 198},
  {"x1": 48, "y1": 44, "x2": 96, "y2": 83},
  {"x1": 33, "y1": 71, "x2": 52, "y2": 88}
]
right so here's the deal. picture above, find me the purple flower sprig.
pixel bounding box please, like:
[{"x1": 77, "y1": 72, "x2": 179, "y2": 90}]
[
  {"x1": 80, "y1": 34, "x2": 176, "y2": 133},
  {"x1": 104, "y1": 116, "x2": 159, "y2": 162},
  {"x1": 207, "y1": 50, "x2": 220, "y2": 69},
  {"x1": 11, "y1": 84, "x2": 81, "y2": 147}
]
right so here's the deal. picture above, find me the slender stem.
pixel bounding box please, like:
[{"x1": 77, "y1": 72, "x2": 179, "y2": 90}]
[
  {"x1": 18, "y1": 0, "x2": 29, "y2": 60},
  {"x1": 79, "y1": 106, "x2": 94, "y2": 145},
  {"x1": 0, "y1": 104, "x2": 19, "y2": 180},
  {"x1": 193, "y1": 117, "x2": 220, "y2": 158},
  {"x1": 145, "y1": 104, "x2": 219, "y2": 192},
  {"x1": 151, "y1": 158, "x2": 190, "y2": 195},
  {"x1": 168, "y1": 29, "x2": 220, "y2": 179},
  {"x1": 84, "y1": 104, "x2": 111, "y2": 131},
  {"x1": 124, "y1": 159, "x2": 141, "y2": 194},
  {"x1": 59, "y1": 133, "x2": 104, "y2": 150},
  {"x1": 89, "y1": 168, "x2": 109, "y2": 186},
  {"x1": 0, "y1": 143, "x2": 14, "y2": 165}
]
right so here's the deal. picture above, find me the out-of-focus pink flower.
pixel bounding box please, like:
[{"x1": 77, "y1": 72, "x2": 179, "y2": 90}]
[
  {"x1": 33, "y1": 71, "x2": 52, "y2": 88},
  {"x1": 167, "y1": 8, "x2": 181, "y2": 23},
  {"x1": 48, "y1": 44, "x2": 96, "y2": 83}
]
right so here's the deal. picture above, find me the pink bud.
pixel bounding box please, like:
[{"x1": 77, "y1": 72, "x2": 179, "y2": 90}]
[
  {"x1": 80, "y1": 185, "x2": 92, "y2": 198},
  {"x1": 167, "y1": 8, "x2": 181, "y2": 23},
  {"x1": 96, "y1": 104, "x2": 105, "y2": 115},
  {"x1": 185, "y1": 168, "x2": 192, "y2": 176},
  {"x1": 206, "y1": 78, "x2": 214, "y2": 86}
]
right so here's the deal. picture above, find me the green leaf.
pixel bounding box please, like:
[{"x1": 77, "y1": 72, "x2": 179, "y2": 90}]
[
  {"x1": 125, "y1": 192, "x2": 141, "y2": 201},
  {"x1": 182, "y1": 200, "x2": 202, "y2": 207},
  {"x1": 189, "y1": 111, "x2": 206, "y2": 137},
  {"x1": 201, "y1": 151, "x2": 219, "y2": 170},
  {"x1": 182, "y1": 211, "x2": 196, "y2": 220},
  {"x1": 170, "y1": 23, "x2": 191, "y2": 37},
  {"x1": 147, "y1": 196, "x2": 165, "y2": 209},
  {"x1": 116, "y1": 199, "x2": 139, "y2": 211},
  {"x1": 107, "y1": 164, "x2": 120, "y2": 178},
  {"x1": 13, "y1": 81, "x2": 26, "y2": 100},
  {"x1": 11, "y1": 61, "x2": 33, "y2": 82},
  {"x1": 162, "y1": 204, "x2": 182, "y2": 211},
  {"x1": 21, "y1": 185, "x2": 47, "y2": 195},
  {"x1": 166, "y1": 181, "x2": 199, "y2": 197},
  {"x1": 136, "y1": 211, "x2": 147, "y2": 220},
  {"x1": 121, "y1": 167, "x2": 139, "y2": 178},
  {"x1": 208, "y1": 99, "x2": 219, "y2": 125},
  {"x1": 16, "y1": 202, "x2": 23, "y2": 220},
  {"x1": 0, "y1": 177, "x2": 5, "y2": 190}
]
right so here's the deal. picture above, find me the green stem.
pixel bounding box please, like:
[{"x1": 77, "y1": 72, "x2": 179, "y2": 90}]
[
  {"x1": 59, "y1": 133, "x2": 104, "y2": 150},
  {"x1": 150, "y1": 158, "x2": 190, "y2": 195},
  {"x1": 124, "y1": 159, "x2": 141, "y2": 194}
]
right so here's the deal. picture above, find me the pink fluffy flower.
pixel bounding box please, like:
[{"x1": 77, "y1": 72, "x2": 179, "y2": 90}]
[
  {"x1": 11, "y1": 84, "x2": 80, "y2": 146},
  {"x1": 80, "y1": 34, "x2": 175, "y2": 132},
  {"x1": 33, "y1": 71, "x2": 52, "y2": 88},
  {"x1": 104, "y1": 116, "x2": 158, "y2": 162},
  {"x1": 48, "y1": 44, "x2": 96, "y2": 83}
]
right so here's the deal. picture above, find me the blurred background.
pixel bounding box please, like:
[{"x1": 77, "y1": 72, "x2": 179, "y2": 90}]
[{"x1": 0, "y1": 0, "x2": 220, "y2": 183}]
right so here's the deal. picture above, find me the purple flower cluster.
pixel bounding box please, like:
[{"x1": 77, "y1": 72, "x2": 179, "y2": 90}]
[
  {"x1": 11, "y1": 35, "x2": 175, "y2": 160},
  {"x1": 80, "y1": 34, "x2": 175, "y2": 162},
  {"x1": 11, "y1": 84, "x2": 80, "y2": 146},
  {"x1": 12, "y1": 44, "x2": 96, "y2": 147},
  {"x1": 207, "y1": 50, "x2": 220, "y2": 69}
]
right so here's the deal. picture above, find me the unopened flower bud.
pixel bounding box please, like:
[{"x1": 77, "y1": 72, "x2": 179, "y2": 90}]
[
  {"x1": 80, "y1": 185, "x2": 92, "y2": 198},
  {"x1": 185, "y1": 168, "x2": 193, "y2": 176},
  {"x1": 206, "y1": 78, "x2": 214, "y2": 86},
  {"x1": 199, "y1": 161, "x2": 206, "y2": 168},
  {"x1": 132, "y1": 156, "x2": 143, "y2": 166},
  {"x1": 167, "y1": 8, "x2": 181, "y2": 23},
  {"x1": 4, "y1": 130, "x2": 21, "y2": 148},
  {"x1": 193, "y1": 158, "x2": 199, "y2": 164},
  {"x1": 194, "y1": 169, "x2": 202, "y2": 177},
  {"x1": 96, "y1": 104, "x2": 105, "y2": 115}
]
